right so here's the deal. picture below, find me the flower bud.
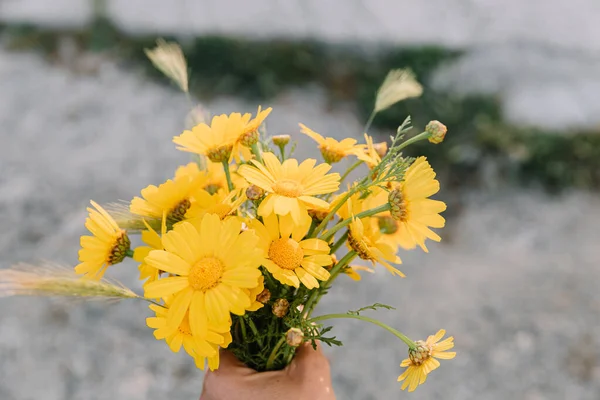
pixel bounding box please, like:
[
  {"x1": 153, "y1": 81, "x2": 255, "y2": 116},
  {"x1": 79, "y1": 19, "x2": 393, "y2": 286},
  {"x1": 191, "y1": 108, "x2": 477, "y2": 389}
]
[
  {"x1": 408, "y1": 340, "x2": 432, "y2": 365},
  {"x1": 272, "y1": 298, "x2": 290, "y2": 318},
  {"x1": 378, "y1": 215, "x2": 399, "y2": 234},
  {"x1": 286, "y1": 328, "x2": 304, "y2": 347},
  {"x1": 426, "y1": 120, "x2": 447, "y2": 144},
  {"x1": 256, "y1": 288, "x2": 271, "y2": 304},
  {"x1": 272, "y1": 135, "x2": 291, "y2": 146},
  {"x1": 388, "y1": 188, "x2": 408, "y2": 222},
  {"x1": 245, "y1": 184, "x2": 265, "y2": 201}
]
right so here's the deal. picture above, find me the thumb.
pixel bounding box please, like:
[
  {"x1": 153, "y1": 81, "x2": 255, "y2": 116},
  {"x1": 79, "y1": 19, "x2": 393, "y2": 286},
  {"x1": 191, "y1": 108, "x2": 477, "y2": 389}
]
[{"x1": 290, "y1": 342, "x2": 331, "y2": 377}]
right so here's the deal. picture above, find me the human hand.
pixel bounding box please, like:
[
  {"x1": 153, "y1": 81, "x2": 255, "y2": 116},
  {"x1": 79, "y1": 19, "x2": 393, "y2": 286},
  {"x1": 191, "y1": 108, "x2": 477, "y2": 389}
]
[{"x1": 200, "y1": 343, "x2": 336, "y2": 400}]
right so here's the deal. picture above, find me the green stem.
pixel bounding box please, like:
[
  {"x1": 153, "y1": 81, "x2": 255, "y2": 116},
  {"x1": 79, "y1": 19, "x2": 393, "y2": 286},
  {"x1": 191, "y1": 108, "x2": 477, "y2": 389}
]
[
  {"x1": 277, "y1": 144, "x2": 286, "y2": 161},
  {"x1": 303, "y1": 251, "x2": 357, "y2": 318},
  {"x1": 246, "y1": 316, "x2": 263, "y2": 347},
  {"x1": 222, "y1": 160, "x2": 234, "y2": 192},
  {"x1": 339, "y1": 160, "x2": 363, "y2": 186},
  {"x1": 310, "y1": 313, "x2": 416, "y2": 349},
  {"x1": 321, "y1": 203, "x2": 391, "y2": 242},
  {"x1": 239, "y1": 316, "x2": 248, "y2": 342},
  {"x1": 125, "y1": 249, "x2": 135, "y2": 258},
  {"x1": 311, "y1": 188, "x2": 356, "y2": 238},
  {"x1": 395, "y1": 131, "x2": 430, "y2": 152},
  {"x1": 141, "y1": 297, "x2": 166, "y2": 308},
  {"x1": 329, "y1": 230, "x2": 349, "y2": 253},
  {"x1": 251, "y1": 143, "x2": 263, "y2": 163},
  {"x1": 266, "y1": 336, "x2": 286, "y2": 370},
  {"x1": 363, "y1": 110, "x2": 377, "y2": 134},
  {"x1": 325, "y1": 160, "x2": 363, "y2": 202},
  {"x1": 306, "y1": 219, "x2": 317, "y2": 238}
]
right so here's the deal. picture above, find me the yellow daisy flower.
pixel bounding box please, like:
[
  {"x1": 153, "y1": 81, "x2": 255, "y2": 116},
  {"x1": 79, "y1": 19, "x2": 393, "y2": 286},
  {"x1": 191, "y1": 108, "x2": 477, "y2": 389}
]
[
  {"x1": 251, "y1": 214, "x2": 332, "y2": 289},
  {"x1": 356, "y1": 134, "x2": 382, "y2": 169},
  {"x1": 397, "y1": 329, "x2": 456, "y2": 392},
  {"x1": 143, "y1": 214, "x2": 263, "y2": 335},
  {"x1": 343, "y1": 265, "x2": 375, "y2": 281},
  {"x1": 195, "y1": 329, "x2": 233, "y2": 371},
  {"x1": 129, "y1": 174, "x2": 201, "y2": 223},
  {"x1": 299, "y1": 123, "x2": 362, "y2": 164},
  {"x1": 385, "y1": 156, "x2": 446, "y2": 252},
  {"x1": 233, "y1": 106, "x2": 272, "y2": 162},
  {"x1": 133, "y1": 220, "x2": 164, "y2": 285},
  {"x1": 238, "y1": 152, "x2": 340, "y2": 225},
  {"x1": 173, "y1": 113, "x2": 250, "y2": 163},
  {"x1": 146, "y1": 302, "x2": 231, "y2": 371},
  {"x1": 75, "y1": 200, "x2": 131, "y2": 280},
  {"x1": 331, "y1": 187, "x2": 367, "y2": 221},
  {"x1": 347, "y1": 216, "x2": 404, "y2": 277},
  {"x1": 245, "y1": 276, "x2": 266, "y2": 311},
  {"x1": 185, "y1": 188, "x2": 246, "y2": 221},
  {"x1": 175, "y1": 161, "x2": 246, "y2": 194}
]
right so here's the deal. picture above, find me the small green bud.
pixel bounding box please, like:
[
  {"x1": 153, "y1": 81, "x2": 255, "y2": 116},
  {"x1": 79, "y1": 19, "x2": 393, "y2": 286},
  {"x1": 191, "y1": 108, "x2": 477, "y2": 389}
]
[
  {"x1": 272, "y1": 135, "x2": 291, "y2": 146},
  {"x1": 426, "y1": 120, "x2": 447, "y2": 144}
]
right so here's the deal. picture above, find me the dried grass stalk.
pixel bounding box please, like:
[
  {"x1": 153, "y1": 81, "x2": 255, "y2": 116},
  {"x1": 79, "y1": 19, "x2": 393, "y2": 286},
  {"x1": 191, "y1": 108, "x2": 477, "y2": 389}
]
[
  {"x1": 144, "y1": 39, "x2": 189, "y2": 93},
  {"x1": 374, "y1": 69, "x2": 423, "y2": 113},
  {"x1": 0, "y1": 262, "x2": 139, "y2": 300}
]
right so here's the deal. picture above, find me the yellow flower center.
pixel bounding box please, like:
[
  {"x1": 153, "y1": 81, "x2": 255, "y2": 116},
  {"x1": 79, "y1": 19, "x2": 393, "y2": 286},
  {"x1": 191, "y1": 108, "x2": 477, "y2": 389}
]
[
  {"x1": 168, "y1": 198, "x2": 192, "y2": 222},
  {"x1": 269, "y1": 238, "x2": 304, "y2": 270},
  {"x1": 178, "y1": 314, "x2": 193, "y2": 336},
  {"x1": 108, "y1": 232, "x2": 131, "y2": 265},
  {"x1": 273, "y1": 179, "x2": 303, "y2": 198},
  {"x1": 347, "y1": 231, "x2": 374, "y2": 261},
  {"x1": 188, "y1": 257, "x2": 224, "y2": 291},
  {"x1": 408, "y1": 340, "x2": 432, "y2": 365}
]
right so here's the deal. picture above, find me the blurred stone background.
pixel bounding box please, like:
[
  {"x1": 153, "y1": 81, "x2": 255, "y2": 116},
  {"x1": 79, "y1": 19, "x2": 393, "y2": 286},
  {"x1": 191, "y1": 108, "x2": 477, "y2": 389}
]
[{"x1": 1, "y1": 1, "x2": 599, "y2": 399}]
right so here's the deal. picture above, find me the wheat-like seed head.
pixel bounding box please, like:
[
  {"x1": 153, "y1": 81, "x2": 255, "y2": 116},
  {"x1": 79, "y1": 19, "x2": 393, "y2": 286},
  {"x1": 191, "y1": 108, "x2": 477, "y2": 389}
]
[
  {"x1": 374, "y1": 69, "x2": 423, "y2": 113},
  {"x1": 0, "y1": 262, "x2": 139, "y2": 300},
  {"x1": 144, "y1": 39, "x2": 189, "y2": 93}
]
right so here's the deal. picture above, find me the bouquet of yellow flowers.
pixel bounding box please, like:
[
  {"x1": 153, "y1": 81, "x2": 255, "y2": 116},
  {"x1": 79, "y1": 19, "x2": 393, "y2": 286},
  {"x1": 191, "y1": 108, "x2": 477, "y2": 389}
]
[{"x1": 0, "y1": 41, "x2": 454, "y2": 393}]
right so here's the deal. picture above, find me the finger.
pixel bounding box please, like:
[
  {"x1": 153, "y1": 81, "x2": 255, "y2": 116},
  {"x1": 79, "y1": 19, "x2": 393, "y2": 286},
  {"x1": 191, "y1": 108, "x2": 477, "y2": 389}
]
[
  {"x1": 291, "y1": 342, "x2": 330, "y2": 375},
  {"x1": 216, "y1": 350, "x2": 247, "y2": 371},
  {"x1": 202, "y1": 351, "x2": 253, "y2": 399}
]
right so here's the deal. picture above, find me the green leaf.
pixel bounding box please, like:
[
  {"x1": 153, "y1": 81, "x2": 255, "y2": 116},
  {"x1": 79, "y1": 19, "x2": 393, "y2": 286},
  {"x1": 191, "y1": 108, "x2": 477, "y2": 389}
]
[{"x1": 348, "y1": 303, "x2": 396, "y2": 316}]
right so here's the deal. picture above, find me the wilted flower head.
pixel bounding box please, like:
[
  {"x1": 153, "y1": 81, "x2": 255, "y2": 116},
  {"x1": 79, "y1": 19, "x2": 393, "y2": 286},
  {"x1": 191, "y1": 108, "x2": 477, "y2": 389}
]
[
  {"x1": 286, "y1": 328, "x2": 304, "y2": 347},
  {"x1": 272, "y1": 298, "x2": 290, "y2": 318}
]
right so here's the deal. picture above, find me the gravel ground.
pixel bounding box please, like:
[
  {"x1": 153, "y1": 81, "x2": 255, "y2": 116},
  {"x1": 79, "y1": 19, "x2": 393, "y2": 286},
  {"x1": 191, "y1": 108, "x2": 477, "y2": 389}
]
[{"x1": 1, "y1": 48, "x2": 599, "y2": 400}]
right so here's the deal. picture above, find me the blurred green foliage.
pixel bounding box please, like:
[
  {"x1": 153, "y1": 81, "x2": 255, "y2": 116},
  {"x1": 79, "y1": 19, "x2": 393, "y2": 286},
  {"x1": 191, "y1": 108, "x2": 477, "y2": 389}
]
[{"x1": 2, "y1": 20, "x2": 599, "y2": 190}]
